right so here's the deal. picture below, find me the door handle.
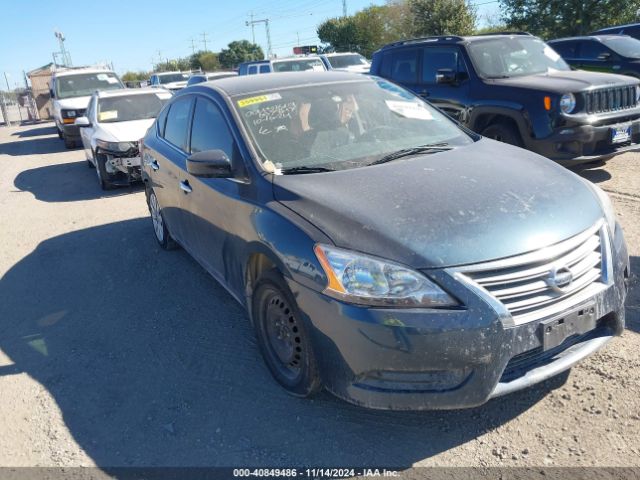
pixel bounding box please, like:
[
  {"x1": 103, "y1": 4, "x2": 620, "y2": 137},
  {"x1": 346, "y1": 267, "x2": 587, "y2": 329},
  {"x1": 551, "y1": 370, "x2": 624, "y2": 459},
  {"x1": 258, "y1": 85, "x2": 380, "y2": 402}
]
[{"x1": 180, "y1": 180, "x2": 192, "y2": 194}]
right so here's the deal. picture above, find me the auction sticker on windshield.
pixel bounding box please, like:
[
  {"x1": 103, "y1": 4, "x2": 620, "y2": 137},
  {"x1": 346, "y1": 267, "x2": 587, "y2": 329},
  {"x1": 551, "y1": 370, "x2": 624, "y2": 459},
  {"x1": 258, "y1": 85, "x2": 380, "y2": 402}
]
[
  {"x1": 385, "y1": 100, "x2": 433, "y2": 120},
  {"x1": 238, "y1": 93, "x2": 282, "y2": 108},
  {"x1": 98, "y1": 110, "x2": 118, "y2": 121}
]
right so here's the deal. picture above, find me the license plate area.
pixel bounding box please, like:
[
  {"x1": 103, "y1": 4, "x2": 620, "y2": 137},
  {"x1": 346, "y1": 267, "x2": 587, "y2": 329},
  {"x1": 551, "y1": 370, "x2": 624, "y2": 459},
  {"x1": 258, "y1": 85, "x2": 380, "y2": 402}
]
[
  {"x1": 539, "y1": 303, "x2": 596, "y2": 351},
  {"x1": 610, "y1": 124, "x2": 631, "y2": 144}
]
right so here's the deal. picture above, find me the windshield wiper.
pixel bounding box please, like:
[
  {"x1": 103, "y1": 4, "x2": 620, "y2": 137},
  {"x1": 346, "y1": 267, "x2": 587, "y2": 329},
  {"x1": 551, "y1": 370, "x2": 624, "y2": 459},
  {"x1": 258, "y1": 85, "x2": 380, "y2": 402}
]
[
  {"x1": 368, "y1": 144, "x2": 452, "y2": 166},
  {"x1": 280, "y1": 166, "x2": 336, "y2": 175}
]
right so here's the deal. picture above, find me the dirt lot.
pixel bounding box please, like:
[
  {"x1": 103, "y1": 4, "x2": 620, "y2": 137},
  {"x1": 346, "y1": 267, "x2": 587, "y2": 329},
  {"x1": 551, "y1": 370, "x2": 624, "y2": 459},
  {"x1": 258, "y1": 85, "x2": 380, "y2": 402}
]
[{"x1": 0, "y1": 122, "x2": 638, "y2": 470}]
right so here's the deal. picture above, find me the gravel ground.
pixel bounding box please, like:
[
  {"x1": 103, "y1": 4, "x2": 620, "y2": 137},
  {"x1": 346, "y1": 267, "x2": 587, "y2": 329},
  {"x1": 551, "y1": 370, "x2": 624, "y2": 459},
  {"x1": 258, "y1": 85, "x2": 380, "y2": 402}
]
[{"x1": 0, "y1": 122, "x2": 638, "y2": 470}]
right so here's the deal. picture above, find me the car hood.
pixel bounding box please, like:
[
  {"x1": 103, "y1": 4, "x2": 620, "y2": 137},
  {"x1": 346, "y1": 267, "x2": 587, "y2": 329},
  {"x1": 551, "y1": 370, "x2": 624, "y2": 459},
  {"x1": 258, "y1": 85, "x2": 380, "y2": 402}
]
[
  {"x1": 97, "y1": 119, "x2": 155, "y2": 143},
  {"x1": 272, "y1": 139, "x2": 603, "y2": 269},
  {"x1": 490, "y1": 70, "x2": 639, "y2": 94},
  {"x1": 55, "y1": 96, "x2": 91, "y2": 110}
]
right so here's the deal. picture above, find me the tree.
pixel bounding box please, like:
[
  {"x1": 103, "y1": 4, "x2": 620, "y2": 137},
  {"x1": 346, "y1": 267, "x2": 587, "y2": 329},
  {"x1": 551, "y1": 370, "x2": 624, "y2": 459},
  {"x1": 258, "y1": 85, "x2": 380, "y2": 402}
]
[
  {"x1": 317, "y1": 16, "x2": 359, "y2": 52},
  {"x1": 219, "y1": 41, "x2": 264, "y2": 69},
  {"x1": 121, "y1": 71, "x2": 149, "y2": 82},
  {"x1": 406, "y1": 0, "x2": 476, "y2": 37},
  {"x1": 499, "y1": 0, "x2": 640, "y2": 38},
  {"x1": 188, "y1": 51, "x2": 221, "y2": 71}
]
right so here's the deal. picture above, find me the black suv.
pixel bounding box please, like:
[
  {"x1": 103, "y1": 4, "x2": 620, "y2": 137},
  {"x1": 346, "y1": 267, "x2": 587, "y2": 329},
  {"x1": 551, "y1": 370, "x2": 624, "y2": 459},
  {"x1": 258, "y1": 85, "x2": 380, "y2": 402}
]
[
  {"x1": 370, "y1": 33, "x2": 640, "y2": 165},
  {"x1": 548, "y1": 35, "x2": 640, "y2": 79}
]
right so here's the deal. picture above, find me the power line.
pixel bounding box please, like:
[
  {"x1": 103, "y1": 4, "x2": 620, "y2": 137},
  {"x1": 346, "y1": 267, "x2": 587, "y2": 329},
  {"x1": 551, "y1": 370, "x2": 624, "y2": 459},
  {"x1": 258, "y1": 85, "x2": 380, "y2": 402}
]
[{"x1": 201, "y1": 32, "x2": 209, "y2": 51}]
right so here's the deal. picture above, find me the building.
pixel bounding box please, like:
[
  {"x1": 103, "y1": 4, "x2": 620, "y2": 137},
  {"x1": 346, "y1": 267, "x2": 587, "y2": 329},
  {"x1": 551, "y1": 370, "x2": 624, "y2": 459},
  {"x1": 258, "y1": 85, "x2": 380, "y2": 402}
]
[{"x1": 27, "y1": 63, "x2": 55, "y2": 120}]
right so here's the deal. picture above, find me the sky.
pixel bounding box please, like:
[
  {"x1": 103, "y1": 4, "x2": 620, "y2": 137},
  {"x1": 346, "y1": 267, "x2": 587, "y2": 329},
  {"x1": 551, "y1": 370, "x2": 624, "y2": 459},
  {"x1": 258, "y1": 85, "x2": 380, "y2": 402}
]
[{"x1": 0, "y1": 0, "x2": 499, "y2": 90}]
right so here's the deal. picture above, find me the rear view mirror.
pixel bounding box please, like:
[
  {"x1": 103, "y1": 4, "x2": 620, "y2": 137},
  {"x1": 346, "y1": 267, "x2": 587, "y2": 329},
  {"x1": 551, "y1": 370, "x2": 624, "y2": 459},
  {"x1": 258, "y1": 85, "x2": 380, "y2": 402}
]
[
  {"x1": 186, "y1": 149, "x2": 232, "y2": 178},
  {"x1": 49, "y1": 89, "x2": 55, "y2": 99},
  {"x1": 436, "y1": 69, "x2": 457, "y2": 85},
  {"x1": 75, "y1": 116, "x2": 91, "y2": 127}
]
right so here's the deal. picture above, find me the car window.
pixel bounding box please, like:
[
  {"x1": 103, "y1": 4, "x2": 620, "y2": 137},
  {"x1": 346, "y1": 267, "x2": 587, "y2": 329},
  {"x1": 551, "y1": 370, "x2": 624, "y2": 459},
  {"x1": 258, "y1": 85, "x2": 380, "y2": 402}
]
[
  {"x1": 248, "y1": 65, "x2": 258, "y2": 75},
  {"x1": 623, "y1": 26, "x2": 640, "y2": 39},
  {"x1": 156, "y1": 104, "x2": 169, "y2": 137},
  {"x1": 550, "y1": 41, "x2": 577, "y2": 58},
  {"x1": 163, "y1": 96, "x2": 193, "y2": 151},
  {"x1": 422, "y1": 47, "x2": 467, "y2": 84},
  {"x1": 190, "y1": 98, "x2": 235, "y2": 158},
  {"x1": 259, "y1": 65, "x2": 270, "y2": 73},
  {"x1": 389, "y1": 49, "x2": 419, "y2": 83},
  {"x1": 578, "y1": 40, "x2": 612, "y2": 60}
]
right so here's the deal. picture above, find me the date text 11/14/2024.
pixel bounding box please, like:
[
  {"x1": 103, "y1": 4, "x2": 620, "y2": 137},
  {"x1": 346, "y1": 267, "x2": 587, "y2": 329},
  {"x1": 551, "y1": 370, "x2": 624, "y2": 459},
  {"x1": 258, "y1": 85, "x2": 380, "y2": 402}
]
[{"x1": 232, "y1": 468, "x2": 400, "y2": 477}]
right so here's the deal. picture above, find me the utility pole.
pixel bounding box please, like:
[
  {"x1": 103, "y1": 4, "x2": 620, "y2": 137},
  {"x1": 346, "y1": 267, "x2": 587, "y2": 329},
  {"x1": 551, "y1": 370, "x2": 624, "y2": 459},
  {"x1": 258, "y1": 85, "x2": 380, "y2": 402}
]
[
  {"x1": 201, "y1": 32, "x2": 209, "y2": 52},
  {"x1": 245, "y1": 17, "x2": 272, "y2": 59},
  {"x1": 342, "y1": 0, "x2": 347, "y2": 17},
  {"x1": 248, "y1": 11, "x2": 256, "y2": 44},
  {"x1": 190, "y1": 38, "x2": 197, "y2": 55},
  {"x1": 297, "y1": 32, "x2": 300, "y2": 46},
  {"x1": 1, "y1": 72, "x2": 11, "y2": 127}
]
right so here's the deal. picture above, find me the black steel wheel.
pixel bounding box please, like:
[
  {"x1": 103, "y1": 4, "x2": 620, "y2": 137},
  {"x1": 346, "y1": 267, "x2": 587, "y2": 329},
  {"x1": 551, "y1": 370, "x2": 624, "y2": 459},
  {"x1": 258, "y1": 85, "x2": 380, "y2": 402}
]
[{"x1": 253, "y1": 270, "x2": 321, "y2": 396}]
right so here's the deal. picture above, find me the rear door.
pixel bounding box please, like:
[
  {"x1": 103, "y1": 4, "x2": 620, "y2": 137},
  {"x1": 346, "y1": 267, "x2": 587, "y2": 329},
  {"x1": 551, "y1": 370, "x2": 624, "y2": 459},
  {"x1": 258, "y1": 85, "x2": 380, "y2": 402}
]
[
  {"x1": 417, "y1": 46, "x2": 470, "y2": 122},
  {"x1": 145, "y1": 95, "x2": 194, "y2": 246},
  {"x1": 383, "y1": 48, "x2": 421, "y2": 94}
]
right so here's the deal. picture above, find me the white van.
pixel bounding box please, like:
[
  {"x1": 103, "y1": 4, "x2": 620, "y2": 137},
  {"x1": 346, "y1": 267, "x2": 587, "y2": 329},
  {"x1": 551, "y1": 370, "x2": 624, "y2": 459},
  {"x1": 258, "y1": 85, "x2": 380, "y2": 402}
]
[{"x1": 50, "y1": 67, "x2": 124, "y2": 148}]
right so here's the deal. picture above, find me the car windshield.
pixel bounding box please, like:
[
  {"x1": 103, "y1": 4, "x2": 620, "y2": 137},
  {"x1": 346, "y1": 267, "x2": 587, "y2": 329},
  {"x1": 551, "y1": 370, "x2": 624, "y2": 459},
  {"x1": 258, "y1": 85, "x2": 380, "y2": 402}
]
[
  {"x1": 159, "y1": 73, "x2": 189, "y2": 84},
  {"x1": 97, "y1": 92, "x2": 170, "y2": 123},
  {"x1": 56, "y1": 72, "x2": 123, "y2": 99},
  {"x1": 272, "y1": 59, "x2": 326, "y2": 72},
  {"x1": 327, "y1": 54, "x2": 370, "y2": 68},
  {"x1": 233, "y1": 79, "x2": 474, "y2": 172},
  {"x1": 468, "y1": 37, "x2": 570, "y2": 78},
  {"x1": 601, "y1": 36, "x2": 640, "y2": 59}
]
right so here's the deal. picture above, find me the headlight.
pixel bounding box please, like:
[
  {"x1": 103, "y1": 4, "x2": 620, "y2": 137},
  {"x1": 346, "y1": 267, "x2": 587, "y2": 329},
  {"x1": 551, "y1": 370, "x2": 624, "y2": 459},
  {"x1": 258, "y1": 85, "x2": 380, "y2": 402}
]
[
  {"x1": 636, "y1": 85, "x2": 640, "y2": 104},
  {"x1": 313, "y1": 244, "x2": 458, "y2": 307},
  {"x1": 591, "y1": 184, "x2": 616, "y2": 237},
  {"x1": 96, "y1": 140, "x2": 135, "y2": 152},
  {"x1": 560, "y1": 93, "x2": 576, "y2": 114}
]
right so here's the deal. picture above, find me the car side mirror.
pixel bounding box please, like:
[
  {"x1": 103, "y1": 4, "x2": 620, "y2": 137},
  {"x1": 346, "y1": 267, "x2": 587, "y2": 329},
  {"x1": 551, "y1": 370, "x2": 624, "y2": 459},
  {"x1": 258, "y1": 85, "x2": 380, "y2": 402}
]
[
  {"x1": 75, "y1": 116, "x2": 91, "y2": 127},
  {"x1": 597, "y1": 52, "x2": 611, "y2": 60},
  {"x1": 436, "y1": 69, "x2": 457, "y2": 85},
  {"x1": 49, "y1": 89, "x2": 55, "y2": 99},
  {"x1": 186, "y1": 149, "x2": 232, "y2": 178}
]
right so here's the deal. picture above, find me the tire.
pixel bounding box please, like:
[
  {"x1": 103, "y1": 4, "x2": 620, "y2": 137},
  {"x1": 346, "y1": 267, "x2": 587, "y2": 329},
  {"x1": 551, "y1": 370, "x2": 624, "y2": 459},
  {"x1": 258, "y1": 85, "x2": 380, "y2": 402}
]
[
  {"x1": 87, "y1": 150, "x2": 96, "y2": 168},
  {"x1": 63, "y1": 134, "x2": 76, "y2": 149},
  {"x1": 95, "y1": 153, "x2": 113, "y2": 190},
  {"x1": 57, "y1": 128, "x2": 63, "y2": 139},
  {"x1": 147, "y1": 189, "x2": 178, "y2": 250},
  {"x1": 482, "y1": 122, "x2": 523, "y2": 148},
  {"x1": 252, "y1": 270, "x2": 322, "y2": 397}
]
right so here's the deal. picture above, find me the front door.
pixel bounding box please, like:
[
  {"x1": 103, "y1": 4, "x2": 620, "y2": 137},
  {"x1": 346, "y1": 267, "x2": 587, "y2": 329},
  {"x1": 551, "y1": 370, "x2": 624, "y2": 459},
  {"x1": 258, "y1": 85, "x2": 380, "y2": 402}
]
[{"x1": 417, "y1": 46, "x2": 470, "y2": 123}]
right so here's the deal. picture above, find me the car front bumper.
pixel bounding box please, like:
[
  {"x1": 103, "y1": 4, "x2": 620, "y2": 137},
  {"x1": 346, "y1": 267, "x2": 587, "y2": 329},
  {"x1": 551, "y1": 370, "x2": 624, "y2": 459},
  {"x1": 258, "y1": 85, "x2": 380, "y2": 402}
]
[
  {"x1": 531, "y1": 116, "x2": 640, "y2": 165},
  {"x1": 288, "y1": 224, "x2": 629, "y2": 410}
]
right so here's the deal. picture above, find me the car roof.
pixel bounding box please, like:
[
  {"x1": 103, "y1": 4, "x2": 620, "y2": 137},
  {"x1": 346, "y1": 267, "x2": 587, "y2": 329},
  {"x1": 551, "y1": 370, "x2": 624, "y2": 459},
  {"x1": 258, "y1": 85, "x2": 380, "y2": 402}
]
[
  {"x1": 190, "y1": 71, "x2": 370, "y2": 97},
  {"x1": 549, "y1": 34, "x2": 632, "y2": 43},
  {"x1": 153, "y1": 71, "x2": 186, "y2": 76},
  {"x1": 593, "y1": 22, "x2": 640, "y2": 32},
  {"x1": 323, "y1": 52, "x2": 362, "y2": 56},
  {"x1": 96, "y1": 87, "x2": 165, "y2": 98},
  {"x1": 377, "y1": 32, "x2": 534, "y2": 51}
]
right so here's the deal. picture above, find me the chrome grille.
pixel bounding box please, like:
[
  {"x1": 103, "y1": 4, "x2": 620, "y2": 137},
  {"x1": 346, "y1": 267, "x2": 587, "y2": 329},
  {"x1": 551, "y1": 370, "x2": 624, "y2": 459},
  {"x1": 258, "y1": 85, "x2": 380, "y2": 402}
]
[
  {"x1": 584, "y1": 86, "x2": 636, "y2": 114},
  {"x1": 453, "y1": 223, "x2": 610, "y2": 325}
]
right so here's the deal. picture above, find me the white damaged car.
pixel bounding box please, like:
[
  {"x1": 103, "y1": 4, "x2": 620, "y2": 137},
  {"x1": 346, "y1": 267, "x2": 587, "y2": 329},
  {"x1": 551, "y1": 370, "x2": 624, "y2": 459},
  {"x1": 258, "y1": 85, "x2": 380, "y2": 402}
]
[{"x1": 76, "y1": 88, "x2": 171, "y2": 190}]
